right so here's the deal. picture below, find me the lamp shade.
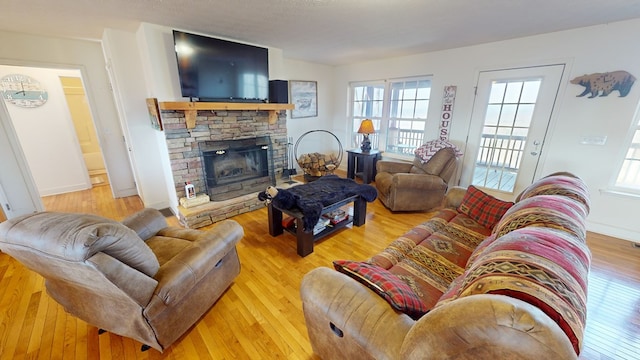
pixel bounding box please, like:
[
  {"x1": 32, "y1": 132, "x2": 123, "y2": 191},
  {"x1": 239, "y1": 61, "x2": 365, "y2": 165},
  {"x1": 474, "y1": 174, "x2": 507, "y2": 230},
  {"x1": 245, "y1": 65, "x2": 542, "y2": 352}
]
[{"x1": 357, "y1": 119, "x2": 375, "y2": 134}]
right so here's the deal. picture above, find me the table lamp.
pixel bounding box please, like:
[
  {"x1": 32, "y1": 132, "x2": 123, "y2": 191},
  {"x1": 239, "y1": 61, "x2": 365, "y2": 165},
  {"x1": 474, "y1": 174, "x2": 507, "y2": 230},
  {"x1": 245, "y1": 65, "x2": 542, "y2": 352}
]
[{"x1": 357, "y1": 119, "x2": 375, "y2": 152}]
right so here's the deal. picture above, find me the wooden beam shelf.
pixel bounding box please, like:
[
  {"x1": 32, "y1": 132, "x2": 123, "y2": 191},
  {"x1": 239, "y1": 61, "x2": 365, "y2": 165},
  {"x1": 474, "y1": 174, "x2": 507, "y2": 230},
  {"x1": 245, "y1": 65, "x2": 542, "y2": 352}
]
[{"x1": 159, "y1": 101, "x2": 294, "y2": 127}]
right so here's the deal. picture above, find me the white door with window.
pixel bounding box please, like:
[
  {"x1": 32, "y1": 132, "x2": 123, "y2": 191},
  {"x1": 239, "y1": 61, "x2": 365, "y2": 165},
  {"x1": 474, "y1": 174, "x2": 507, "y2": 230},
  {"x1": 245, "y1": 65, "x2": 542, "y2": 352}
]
[{"x1": 465, "y1": 65, "x2": 565, "y2": 199}]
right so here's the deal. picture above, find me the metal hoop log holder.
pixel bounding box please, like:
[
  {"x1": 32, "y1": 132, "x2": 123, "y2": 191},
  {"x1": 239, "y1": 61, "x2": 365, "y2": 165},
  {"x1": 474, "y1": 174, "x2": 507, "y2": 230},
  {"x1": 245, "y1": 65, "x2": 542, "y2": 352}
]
[{"x1": 294, "y1": 130, "x2": 344, "y2": 181}]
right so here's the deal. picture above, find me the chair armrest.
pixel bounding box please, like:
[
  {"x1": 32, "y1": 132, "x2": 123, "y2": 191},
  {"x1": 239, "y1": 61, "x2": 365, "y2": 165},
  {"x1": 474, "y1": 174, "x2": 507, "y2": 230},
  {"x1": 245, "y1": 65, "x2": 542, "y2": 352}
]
[
  {"x1": 392, "y1": 173, "x2": 447, "y2": 191},
  {"x1": 149, "y1": 220, "x2": 243, "y2": 308},
  {"x1": 400, "y1": 294, "x2": 577, "y2": 360},
  {"x1": 87, "y1": 252, "x2": 158, "y2": 307},
  {"x1": 122, "y1": 208, "x2": 168, "y2": 241},
  {"x1": 377, "y1": 160, "x2": 413, "y2": 174},
  {"x1": 300, "y1": 267, "x2": 414, "y2": 360},
  {"x1": 443, "y1": 186, "x2": 467, "y2": 209}
]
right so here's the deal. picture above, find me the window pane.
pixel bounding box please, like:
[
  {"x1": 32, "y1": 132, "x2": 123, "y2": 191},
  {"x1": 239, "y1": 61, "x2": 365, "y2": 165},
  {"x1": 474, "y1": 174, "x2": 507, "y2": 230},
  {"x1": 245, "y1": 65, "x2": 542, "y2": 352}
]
[
  {"x1": 411, "y1": 121, "x2": 425, "y2": 131},
  {"x1": 515, "y1": 104, "x2": 534, "y2": 127},
  {"x1": 485, "y1": 105, "x2": 501, "y2": 126},
  {"x1": 504, "y1": 82, "x2": 523, "y2": 103},
  {"x1": 497, "y1": 127, "x2": 513, "y2": 136},
  {"x1": 417, "y1": 86, "x2": 431, "y2": 98},
  {"x1": 400, "y1": 100, "x2": 416, "y2": 118},
  {"x1": 512, "y1": 127, "x2": 529, "y2": 137},
  {"x1": 499, "y1": 104, "x2": 517, "y2": 127},
  {"x1": 521, "y1": 81, "x2": 541, "y2": 102},
  {"x1": 415, "y1": 100, "x2": 429, "y2": 118},
  {"x1": 489, "y1": 82, "x2": 506, "y2": 103},
  {"x1": 402, "y1": 87, "x2": 417, "y2": 100},
  {"x1": 483, "y1": 126, "x2": 497, "y2": 135}
]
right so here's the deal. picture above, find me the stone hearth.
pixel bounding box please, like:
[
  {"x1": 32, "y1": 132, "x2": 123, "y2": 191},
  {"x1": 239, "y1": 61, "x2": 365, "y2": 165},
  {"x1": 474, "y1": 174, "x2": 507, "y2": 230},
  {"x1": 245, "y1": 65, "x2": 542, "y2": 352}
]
[{"x1": 160, "y1": 108, "x2": 287, "y2": 228}]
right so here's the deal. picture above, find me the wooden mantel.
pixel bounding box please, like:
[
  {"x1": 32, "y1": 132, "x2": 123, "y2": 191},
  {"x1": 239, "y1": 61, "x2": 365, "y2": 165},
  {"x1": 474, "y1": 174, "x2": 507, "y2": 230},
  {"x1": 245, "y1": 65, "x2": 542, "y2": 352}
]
[{"x1": 159, "y1": 101, "x2": 294, "y2": 127}]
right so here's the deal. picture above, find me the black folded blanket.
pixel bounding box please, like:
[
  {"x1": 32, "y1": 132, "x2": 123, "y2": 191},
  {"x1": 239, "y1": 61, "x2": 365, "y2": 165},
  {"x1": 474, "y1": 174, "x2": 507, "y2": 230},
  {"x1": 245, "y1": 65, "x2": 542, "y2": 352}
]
[{"x1": 271, "y1": 175, "x2": 377, "y2": 231}]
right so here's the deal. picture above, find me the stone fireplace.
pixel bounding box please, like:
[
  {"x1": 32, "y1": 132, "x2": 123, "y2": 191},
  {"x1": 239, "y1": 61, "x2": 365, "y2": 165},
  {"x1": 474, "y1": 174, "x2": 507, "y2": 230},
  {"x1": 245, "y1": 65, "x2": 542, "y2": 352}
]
[{"x1": 160, "y1": 107, "x2": 287, "y2": 228}]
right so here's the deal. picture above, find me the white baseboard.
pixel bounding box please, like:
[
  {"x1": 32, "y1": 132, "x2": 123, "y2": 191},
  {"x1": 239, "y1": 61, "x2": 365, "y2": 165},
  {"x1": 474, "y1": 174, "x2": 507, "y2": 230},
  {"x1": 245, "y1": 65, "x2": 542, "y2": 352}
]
[
  {"x1": 38, "y1": 184, "x2": 91, "y2": 197},
  {"x1": 587, "y1": 220, "x2": 640, "y2": 243}
]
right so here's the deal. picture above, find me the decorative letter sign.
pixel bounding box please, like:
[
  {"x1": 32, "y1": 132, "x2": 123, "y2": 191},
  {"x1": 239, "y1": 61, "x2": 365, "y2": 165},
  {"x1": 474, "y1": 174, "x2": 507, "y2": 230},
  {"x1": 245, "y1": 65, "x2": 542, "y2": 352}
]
[{"x1": 439, "y1": 86, "x2": 456, "y2": 141}]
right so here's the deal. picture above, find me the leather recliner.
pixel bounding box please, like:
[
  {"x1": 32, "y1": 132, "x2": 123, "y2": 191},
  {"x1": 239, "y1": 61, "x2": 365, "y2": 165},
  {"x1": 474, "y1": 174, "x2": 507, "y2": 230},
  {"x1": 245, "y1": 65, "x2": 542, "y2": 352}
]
[
  {"x1": 375, "y1": 147, "x2": 458, "y2": 211},
  {"x1": 0, "y1": 208, "x2": 243, "y2": 352}
]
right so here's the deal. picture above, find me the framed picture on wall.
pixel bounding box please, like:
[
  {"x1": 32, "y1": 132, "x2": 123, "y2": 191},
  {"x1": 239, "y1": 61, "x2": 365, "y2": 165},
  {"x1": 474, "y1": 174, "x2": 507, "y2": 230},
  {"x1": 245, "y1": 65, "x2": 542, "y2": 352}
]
[
  {"x1": 290, "y1": 80, "x2": 317, "y2": 118},
  {"x1": 146, "y1": 98, "x2": 163, "y2": 130}
]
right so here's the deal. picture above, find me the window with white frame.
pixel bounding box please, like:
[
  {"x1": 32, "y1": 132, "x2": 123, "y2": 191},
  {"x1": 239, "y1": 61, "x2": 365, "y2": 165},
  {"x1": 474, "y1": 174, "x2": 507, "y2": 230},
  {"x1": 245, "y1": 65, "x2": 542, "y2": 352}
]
[
  {"x1": 615, "y1": 115, "x2": 640, "y2": 192},
  {"x1": 350, "y1": 76, "x2": 432, "y2": 156}
]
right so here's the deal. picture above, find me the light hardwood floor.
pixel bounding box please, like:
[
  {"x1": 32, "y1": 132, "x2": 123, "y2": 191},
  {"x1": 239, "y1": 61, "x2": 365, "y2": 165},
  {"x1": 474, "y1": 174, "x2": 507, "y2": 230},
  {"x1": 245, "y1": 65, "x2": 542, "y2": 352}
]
[{"x1": 1, "y1": 182, "x2": 639, "y2": 359}]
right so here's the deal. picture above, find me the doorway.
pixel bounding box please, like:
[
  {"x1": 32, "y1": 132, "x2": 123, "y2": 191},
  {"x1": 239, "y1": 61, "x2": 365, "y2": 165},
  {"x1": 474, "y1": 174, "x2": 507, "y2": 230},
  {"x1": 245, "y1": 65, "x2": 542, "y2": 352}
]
[
  {"x1": 465, "y1": 64, "x2": 565, "y2": 199},
  {"x1": 0, "y1": 65, "x2": 116, "y2": 201},
  {"x1": 60, "y1": 76, "x2": 108, "y2": 187}
]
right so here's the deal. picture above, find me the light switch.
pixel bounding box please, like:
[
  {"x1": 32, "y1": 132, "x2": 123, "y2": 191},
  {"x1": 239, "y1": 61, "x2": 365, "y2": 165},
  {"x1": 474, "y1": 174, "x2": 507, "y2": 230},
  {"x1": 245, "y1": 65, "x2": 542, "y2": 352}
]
[{"x1": 580, "y1": 135, "x2": 607, "y2": 145}]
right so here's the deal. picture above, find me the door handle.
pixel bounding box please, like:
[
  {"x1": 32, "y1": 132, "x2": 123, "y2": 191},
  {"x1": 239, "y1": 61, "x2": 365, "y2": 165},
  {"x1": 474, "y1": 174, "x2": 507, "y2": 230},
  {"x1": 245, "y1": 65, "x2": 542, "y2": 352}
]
[{"x1": 530, "y1": 140, "x2": 541, "y2": 156}]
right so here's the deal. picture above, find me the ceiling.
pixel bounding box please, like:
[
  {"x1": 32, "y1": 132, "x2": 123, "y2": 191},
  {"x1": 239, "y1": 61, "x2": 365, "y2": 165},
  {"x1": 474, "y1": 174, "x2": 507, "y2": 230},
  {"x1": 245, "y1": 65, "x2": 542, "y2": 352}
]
[{"x1": 4, "y1": 0, "x2": 640, "y2": 65}]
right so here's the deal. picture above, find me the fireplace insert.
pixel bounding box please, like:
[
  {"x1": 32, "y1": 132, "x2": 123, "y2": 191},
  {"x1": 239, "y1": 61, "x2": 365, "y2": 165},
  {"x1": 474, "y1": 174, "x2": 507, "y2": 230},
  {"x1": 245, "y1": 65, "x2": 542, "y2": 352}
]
[{"x1": 200, "y1": 136, "x2": 274, "y2": 201}]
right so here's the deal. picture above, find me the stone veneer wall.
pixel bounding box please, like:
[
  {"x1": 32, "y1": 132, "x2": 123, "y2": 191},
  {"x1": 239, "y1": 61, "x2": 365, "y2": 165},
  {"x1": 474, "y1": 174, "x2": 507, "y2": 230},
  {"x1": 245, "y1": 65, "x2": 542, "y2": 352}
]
[{"x1": 160, "y1": 109, "x2": 287, "y2": 228}]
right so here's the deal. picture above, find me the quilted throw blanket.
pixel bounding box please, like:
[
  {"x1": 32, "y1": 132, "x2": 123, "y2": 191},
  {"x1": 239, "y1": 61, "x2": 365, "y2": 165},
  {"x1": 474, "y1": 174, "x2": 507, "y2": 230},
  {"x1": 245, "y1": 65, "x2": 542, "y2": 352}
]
[
  {"x1": 414, "y1": 140, "x2": 463, "y2": 164},
  {"x1": 285, "y1": 175, "x2": 377, "y2": 231}
]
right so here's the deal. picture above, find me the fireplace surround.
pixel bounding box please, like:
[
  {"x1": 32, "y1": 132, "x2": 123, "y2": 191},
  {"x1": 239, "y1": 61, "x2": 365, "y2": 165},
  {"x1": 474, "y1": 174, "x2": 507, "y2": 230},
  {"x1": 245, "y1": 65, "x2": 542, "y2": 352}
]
[{"x1": 160, "y1": 106, "x2": 288, "y2": 228}]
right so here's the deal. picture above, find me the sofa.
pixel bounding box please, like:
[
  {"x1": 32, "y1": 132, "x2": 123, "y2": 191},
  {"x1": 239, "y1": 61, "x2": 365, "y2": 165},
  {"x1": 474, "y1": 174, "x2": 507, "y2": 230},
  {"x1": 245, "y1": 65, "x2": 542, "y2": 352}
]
[
  {"x1": 0, "y1": 208, "x2": 243, "y2": 352},
  {"x1": 375, "y1": 147, "x2": 458, "y2": 212},
  {"x1": 300, "y1": 172, "x2": 590, "y2": 359}
]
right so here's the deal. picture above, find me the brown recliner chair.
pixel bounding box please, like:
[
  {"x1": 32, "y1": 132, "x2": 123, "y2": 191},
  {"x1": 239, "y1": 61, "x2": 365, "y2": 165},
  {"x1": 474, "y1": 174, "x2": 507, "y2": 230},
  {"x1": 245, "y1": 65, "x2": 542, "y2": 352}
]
[
  {"x1": 0, "y1": 208, "x2": 243, "y2": 352},
  {"x1": 375, "y1": 147, "x2": 458, "y2": 211}
]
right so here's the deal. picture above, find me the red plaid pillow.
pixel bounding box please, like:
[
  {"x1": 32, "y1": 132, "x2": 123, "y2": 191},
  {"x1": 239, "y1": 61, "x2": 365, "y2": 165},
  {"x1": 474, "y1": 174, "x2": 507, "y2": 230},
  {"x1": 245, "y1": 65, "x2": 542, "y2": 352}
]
[
  {"x1": 457, "y1": 186, "x2": 514, "y2": 229},
  {"x1": 333, "y1": 260, "x2": 429, "y2": 319}
]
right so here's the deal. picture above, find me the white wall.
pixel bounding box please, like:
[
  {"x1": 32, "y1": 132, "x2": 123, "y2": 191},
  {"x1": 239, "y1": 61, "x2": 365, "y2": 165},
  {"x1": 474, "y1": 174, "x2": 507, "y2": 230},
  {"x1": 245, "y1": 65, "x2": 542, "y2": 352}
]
[
  {"x1": 0, "y1": 66, "x2": 90, "y2": 196},
  {"x1": 102, "y1": 28, "x2": 170, "y2": 209},
  {"x1": 331, "y1": 18, "x2": 640, "y2": 242},
  {"x1": 282, "y1": 58, "x2": 336, "y2": 163}
]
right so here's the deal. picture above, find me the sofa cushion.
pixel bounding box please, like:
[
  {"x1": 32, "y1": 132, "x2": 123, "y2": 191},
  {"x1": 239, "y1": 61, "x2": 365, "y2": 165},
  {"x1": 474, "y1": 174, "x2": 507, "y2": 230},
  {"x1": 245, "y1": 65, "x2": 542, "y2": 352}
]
[
  {"x1": 492, "y1": 195, "x2": 587, "y2": 239},
  {"x1": 448, "y1": 227, "x2": 591, "y2": 355},
  {"x1": 333, "y1": 260, "x2": 429, "y2": 319},
  {"x1": 370, "y1": 208, "x2": 458, "y2": 268},
  {"x1": 517, "y1": 172, "x2": 590, "y2": 213},
  {"x1": 370, "y1": 208, "x2": 492, "y2": 309},
  {"x1": 465, "y1": 233, "x2": 499, "y2": 267},
  {"x1": 457, "y1": 186, "x2": 514, "y2": 229}
]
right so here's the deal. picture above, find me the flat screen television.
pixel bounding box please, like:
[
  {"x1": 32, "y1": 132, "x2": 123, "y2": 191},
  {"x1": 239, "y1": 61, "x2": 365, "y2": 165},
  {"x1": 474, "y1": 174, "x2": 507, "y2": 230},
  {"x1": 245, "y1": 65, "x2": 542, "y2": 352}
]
[{"x1": 172, "y1": 30, "x2": 269, "y2": 102}]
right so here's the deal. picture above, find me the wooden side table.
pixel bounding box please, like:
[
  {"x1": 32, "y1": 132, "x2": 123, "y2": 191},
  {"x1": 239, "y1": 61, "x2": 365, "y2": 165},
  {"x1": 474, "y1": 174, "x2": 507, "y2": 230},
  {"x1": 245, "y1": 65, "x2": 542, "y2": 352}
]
[{"x1": 346, "y1": 149, "x2": 381, "y2": 184}]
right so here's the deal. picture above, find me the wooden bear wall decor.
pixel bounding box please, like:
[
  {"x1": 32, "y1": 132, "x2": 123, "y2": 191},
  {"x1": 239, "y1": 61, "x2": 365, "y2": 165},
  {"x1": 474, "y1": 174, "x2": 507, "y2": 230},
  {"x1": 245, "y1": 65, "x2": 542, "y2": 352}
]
[{"x1": 570, "y1": 70, "x2": 636, "y2": 98}]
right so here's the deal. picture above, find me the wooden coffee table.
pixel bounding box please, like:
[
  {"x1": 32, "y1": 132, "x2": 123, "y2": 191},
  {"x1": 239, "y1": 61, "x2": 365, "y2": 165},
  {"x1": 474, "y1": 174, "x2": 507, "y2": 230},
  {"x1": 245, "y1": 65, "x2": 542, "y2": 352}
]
[{"x1": 268, "y1": 194, "x2": 367, "y2": 257}]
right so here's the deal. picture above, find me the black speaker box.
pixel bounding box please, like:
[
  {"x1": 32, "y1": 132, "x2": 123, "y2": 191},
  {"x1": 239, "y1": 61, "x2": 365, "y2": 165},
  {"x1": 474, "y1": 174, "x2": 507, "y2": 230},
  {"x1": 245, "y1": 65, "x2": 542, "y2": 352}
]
[{"x1": 269, "y1": 80, "x2": 289, "y2": 104}]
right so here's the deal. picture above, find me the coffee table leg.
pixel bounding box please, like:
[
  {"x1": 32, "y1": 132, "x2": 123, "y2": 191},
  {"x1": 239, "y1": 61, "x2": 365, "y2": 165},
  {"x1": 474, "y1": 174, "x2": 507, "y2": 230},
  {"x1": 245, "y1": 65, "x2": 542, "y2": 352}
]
[
  {"x1": 352, "y1": 198, "x2": 367, "y2": 226},
  {"x1": 268, "y1": 204, "x2": 283, "y2": 236},
  {"x1": 296, "y1": 218, "x2": 314, "y2": 257}
]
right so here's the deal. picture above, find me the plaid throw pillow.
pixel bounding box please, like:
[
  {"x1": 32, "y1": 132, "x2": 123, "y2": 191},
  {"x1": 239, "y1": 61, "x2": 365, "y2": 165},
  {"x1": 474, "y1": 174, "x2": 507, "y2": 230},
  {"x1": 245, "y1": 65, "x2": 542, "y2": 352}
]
[
  {"x1": 457, "y1": 186, "x2": 514, "y2": 229},
  {"x1": 333, "y1": 260, "x2": 429, "y2": 319}
]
